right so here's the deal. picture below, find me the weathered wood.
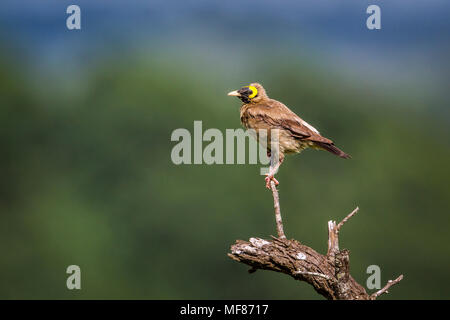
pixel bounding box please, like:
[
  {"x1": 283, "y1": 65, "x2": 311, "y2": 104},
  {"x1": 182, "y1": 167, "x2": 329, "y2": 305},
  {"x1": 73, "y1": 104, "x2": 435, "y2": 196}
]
[
  {"x1": 228, "y1": 208, "x2": 403, "y2": 300},
  {"x1": 270, "y1": 180, "x2": 285, "y2": 239}
]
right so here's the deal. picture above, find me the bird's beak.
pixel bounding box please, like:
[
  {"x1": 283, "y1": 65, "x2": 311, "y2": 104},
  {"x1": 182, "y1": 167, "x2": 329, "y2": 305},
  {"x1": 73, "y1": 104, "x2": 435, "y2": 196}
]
[{"x1": 227, "y1": 90, "x2": 241, "y2": 97}]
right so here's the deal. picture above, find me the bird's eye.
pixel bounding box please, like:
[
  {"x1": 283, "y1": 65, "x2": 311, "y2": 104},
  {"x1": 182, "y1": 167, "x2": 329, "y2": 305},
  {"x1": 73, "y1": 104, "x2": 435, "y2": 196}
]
[
  {"x1": 248, "y1": 86, "x2": 258, "y2": 98},
  {"x1": 237, "y1": 86, "x2": 258, "y2": 99}
]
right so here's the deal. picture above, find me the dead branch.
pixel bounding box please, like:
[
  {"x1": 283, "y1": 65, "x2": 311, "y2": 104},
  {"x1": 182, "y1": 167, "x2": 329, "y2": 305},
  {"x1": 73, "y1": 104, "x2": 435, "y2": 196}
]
[
  {"x1": 228, "y1": 207, "x2": 403, "y2": 300},
  {"x1": 327, "y1": 207, "x2": 359, "y2": 259},
  {"x1": 270, "y1": 180, "x2": 286, "y2": 239},
  {"x1": 370, "y1": 275, "x2": 404, "y2": 300}
]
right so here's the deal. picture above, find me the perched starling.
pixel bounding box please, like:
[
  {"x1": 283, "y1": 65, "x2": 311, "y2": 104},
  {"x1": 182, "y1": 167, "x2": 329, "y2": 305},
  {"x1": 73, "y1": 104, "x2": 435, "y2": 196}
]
[{"x1": 228, "y1": 83, "x2": 350, "y2": 189}]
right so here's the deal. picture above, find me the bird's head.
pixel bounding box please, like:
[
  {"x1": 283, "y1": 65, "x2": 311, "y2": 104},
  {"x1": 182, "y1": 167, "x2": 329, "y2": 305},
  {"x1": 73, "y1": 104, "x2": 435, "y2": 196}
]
[{"x1": 227, "y1": 83, "x2": 267, "y2": 104}]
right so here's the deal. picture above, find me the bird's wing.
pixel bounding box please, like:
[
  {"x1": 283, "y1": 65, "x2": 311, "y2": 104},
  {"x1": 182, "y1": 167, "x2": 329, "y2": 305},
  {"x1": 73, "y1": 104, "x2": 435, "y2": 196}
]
[{"x1": 248, "y1": 100, "x2": 333, "y2": 144}]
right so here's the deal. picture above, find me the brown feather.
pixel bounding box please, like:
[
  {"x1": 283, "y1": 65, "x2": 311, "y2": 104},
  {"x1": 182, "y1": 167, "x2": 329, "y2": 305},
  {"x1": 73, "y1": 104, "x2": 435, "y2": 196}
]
[
  {"x1": 313, "y1": 142, "x2": 351, "y2": 159},
  {"x1": 238, "y1": 83, "x2": 350, "y2": 159}
]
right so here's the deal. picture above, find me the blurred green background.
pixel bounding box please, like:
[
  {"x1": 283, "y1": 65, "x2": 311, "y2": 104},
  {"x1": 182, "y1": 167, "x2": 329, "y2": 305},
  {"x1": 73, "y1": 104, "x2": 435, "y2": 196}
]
[{"x1": 0, "y1": 0, "x2": 449, "y2": 299}]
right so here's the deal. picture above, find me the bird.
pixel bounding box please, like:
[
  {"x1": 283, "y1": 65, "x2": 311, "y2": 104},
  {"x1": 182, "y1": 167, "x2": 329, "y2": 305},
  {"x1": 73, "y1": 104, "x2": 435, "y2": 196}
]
[{"x1": 228, "y1": 83, "x2": 350, "y2": 189}]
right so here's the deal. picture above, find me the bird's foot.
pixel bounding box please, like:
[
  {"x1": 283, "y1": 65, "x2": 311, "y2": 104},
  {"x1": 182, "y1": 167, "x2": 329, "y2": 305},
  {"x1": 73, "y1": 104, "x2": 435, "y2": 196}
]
[{"x1": 265, "y1": 174, "x2": 279, "y2": 189}]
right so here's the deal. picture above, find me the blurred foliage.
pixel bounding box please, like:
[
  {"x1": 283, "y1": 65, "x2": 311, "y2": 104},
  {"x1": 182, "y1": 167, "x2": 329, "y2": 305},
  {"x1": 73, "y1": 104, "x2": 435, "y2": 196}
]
[{"x1": 0, "y1": 45, "x2": 449, "y2": 300}]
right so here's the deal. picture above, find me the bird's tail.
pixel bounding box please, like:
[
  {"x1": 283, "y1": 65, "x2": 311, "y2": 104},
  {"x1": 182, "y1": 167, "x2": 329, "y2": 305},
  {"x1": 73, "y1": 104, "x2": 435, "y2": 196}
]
[{"x1": 316, "y1": 142, "x2": 351, "y2": 159}]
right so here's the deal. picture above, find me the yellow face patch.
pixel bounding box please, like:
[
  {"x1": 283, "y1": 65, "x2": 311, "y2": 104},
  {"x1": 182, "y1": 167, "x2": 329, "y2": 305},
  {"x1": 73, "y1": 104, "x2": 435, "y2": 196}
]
[{"x1": 248, "y1": 86, "x2": 258, "y2": 99}]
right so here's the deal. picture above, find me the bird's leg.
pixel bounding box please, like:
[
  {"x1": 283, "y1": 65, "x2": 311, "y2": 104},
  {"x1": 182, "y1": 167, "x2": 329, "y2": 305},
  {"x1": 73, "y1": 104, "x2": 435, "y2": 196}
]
[
  {"x1": 264, "y1": 150, "x2": 276, "y2": 188},
  {"x1": 265, "y1": 154, "x2": 284, "y2": 190},
  {"x1": 265, "y1": 167, "x2": 279, "y2": 189}
]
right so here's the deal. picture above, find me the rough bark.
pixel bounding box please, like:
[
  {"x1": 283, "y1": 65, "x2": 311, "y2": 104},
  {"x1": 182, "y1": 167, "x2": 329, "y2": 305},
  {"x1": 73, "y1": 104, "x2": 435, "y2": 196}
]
[{"x1": 228, "y1": 207, "x2": 403, "y2": 300}]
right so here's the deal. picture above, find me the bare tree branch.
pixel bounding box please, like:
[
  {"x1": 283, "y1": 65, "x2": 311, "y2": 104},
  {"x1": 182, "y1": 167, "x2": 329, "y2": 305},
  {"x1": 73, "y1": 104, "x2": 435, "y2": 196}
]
[
  {"x1": 336, "y1": 206, "x2": 359, "y2": 232},
  {"x1": 228, "y1": 206, "x2": 403, "y2": 300},
  {"x1": 270, "y1": 180, "x2": 286, "y2": 239},
  {"x1": 327, "y1": 207, "x2": 359, "y2": 257},
  {"x1": 370, "y1": 275, "x2": 404, "y2": 300}
]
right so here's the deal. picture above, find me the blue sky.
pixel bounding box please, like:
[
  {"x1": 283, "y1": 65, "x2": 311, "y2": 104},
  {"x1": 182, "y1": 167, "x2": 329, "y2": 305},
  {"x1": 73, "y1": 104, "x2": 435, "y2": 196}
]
[{"x1": 0, "y1": 1, "x2": 448, "y2": 93}]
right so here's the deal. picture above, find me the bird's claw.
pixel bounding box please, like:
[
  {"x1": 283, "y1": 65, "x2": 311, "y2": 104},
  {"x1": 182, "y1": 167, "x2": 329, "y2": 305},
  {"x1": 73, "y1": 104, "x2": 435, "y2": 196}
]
[{"x1": 265, "y1": 174, "x2": 279, "y2": 189}]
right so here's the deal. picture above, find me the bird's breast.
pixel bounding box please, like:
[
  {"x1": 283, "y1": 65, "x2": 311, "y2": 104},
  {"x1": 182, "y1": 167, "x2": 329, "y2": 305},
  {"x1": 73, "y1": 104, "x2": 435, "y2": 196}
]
[{"x1": 240, "y1": 106, "x2": 268, "y2": 130}]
